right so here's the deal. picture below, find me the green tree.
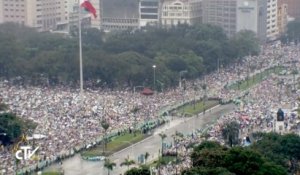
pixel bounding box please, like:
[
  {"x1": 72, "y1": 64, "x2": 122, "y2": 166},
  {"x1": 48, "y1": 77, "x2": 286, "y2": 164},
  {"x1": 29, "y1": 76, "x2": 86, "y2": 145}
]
[
  {"x1": 120, "y1": 156, "x2": 136, "y2": 170},
  {"x1": 230, "y1": 30, "x2": 260, "y2": 58},
  {"x1": 187, "y1": 141, "x2": 286, "y2": 175},
  {"x1": 0, "y1": 103, "x2": 8, "y2": 111},
  {"x1": 0, "y1": 23, "x2": 259, "y2": 88},
  {"x1": 104, "y1": 159, "x2": 116, "y2": 175},
  {"x1": 0, "y1": 113, "x2": 24, "y2": 145},
  {"x1": 291, "y1": 69, "x2": 298, "y2": 91},
  {"x1": 181, "y1": 167, "x2": 233, "y2": 175},
  {"x1": 191, "y1": 141, "x2": 227, "y2": 168},
  {"x1": 222, "y1": 121, "x2": 240, "y2": 147},
  {"x1": 131, "y1": 106, "x2": 140, "y2": 136},
  {"x1": 144, "y1": 152, "x2": 150, "y2": 164},
  {"x1": 159, "y1": 133, "x2": 167, "y2": 157},
  {"x1": 125, "y1": 165, "x2": 151, "y2": 175},
  {"x1": 286, "y1": 20, "x2": 300, "y2": 43},
  {"x1": 101, "y1": 120, "x2": 110, "y2": 154}
]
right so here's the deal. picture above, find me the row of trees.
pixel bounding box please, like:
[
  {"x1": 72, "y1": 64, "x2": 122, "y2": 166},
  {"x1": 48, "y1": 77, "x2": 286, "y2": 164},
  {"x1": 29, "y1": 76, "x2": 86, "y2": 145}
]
[
  {"x1": 123, "y1": 122, "x2": 300, "y2": 175},
  {"x1": 103, "y1": 155, "x2": 150, "y2": 175},
  {"x1": 0, "y1": 23, "x2": 260, "y2": 88},
  {"x1": 183, "y1": 132, "x2": 300, "y2": 175}
]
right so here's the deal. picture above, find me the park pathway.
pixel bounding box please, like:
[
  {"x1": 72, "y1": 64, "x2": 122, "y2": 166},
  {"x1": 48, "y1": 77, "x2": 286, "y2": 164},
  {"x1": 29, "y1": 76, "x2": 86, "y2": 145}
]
[{"x1": 46, "y1": 104, "x2": 235, "y2": 175}]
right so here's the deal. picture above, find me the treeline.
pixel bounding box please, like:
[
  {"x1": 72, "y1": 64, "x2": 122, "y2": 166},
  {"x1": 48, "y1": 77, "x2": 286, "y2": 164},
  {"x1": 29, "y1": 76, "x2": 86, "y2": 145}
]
[
  {"x1": 182, "y1": 133, "x2": 300, "y2": 175},
  {"x1": 124, "y1": 133, "x2": 300, "y2": 175},
  {"x1": 0, "y1": 23, "x2": 260, "y2": 88}
]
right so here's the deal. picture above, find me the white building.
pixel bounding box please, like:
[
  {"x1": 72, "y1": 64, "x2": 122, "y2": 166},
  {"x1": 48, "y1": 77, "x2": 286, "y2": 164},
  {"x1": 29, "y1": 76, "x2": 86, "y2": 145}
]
[
  {"x1": 236, "y1": 0, "x2": 268, "y2": 43},
  {"x1": 161, "y1": 0, "x2": 202, "y2": 27},
  {"x1": 0, "y1": 0, "x2": 67, "y2": 32},
  {"x1": 267, "y1": 0, "x2": 279, "y2": 40}
]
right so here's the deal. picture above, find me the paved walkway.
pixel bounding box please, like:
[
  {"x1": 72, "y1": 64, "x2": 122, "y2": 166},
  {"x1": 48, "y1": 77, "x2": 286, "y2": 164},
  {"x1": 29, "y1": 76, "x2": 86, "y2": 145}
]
[{"x1": 46, "y1": 104, "x2": 236, "y2": 175}]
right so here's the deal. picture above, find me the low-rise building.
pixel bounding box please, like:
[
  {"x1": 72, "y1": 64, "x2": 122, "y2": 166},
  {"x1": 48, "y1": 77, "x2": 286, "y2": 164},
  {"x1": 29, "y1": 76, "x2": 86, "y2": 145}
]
[{"x1": 161, "y1": 0, "x2": 202, "y2": 27}]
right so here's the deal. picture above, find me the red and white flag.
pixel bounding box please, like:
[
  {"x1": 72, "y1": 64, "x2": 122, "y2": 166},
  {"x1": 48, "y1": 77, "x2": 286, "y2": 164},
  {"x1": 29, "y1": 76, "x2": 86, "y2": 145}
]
[{"x1": 80, "y1": 0, "x2": 97, "y2": 18}]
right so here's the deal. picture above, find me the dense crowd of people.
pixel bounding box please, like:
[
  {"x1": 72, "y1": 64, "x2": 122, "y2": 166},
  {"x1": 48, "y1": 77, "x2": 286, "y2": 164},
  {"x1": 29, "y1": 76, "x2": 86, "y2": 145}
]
[
  {"x1": 159, "y1": 43, "x2": 300, "y2": 174},
  {"x1": 0, "y1": 43, "x2": 299, "y2": 174}
]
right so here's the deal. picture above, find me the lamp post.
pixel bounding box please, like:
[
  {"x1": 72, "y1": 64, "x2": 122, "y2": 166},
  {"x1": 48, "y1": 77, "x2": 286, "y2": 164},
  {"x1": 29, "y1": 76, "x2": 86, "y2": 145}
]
[
  {"x1": 179, "y1": 70, "x2": 188, "y2": 89},
  {"x1": 152, "y1": 65, "x2": 156, "y2": 91}
]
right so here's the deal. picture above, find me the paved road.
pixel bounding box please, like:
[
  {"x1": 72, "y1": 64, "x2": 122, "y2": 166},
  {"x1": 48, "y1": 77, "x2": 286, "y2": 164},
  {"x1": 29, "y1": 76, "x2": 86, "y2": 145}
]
[{"x1": 46, "y1": 104, "x2": 236, "y2": 175}]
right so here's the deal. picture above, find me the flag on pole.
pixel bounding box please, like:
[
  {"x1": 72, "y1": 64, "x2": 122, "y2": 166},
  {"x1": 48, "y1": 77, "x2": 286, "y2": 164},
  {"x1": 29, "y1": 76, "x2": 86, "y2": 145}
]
[{"x1": 80, "y1": 0, "x2": 97, "y2": 18}]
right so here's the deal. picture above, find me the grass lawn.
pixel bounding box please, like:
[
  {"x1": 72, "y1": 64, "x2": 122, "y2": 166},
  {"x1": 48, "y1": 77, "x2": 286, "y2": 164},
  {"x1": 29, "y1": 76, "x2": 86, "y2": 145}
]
[
  {"x1": 42, "y1": 172, "x2": 62, "y2": 175},
  {"x1": 228, "y1": 66, "x2": 285, "y2": 91},
  {"x1": 81, "y1": 133, "x2": 146, "y2": 157},
  {"x1": 176, "y1": 100, "x2": 219, "y2": 116}
]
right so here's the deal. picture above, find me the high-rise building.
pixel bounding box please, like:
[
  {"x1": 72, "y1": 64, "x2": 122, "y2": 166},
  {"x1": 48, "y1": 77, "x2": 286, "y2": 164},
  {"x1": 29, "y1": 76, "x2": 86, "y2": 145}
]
[
  {"x1": 139, "y1": 0, "x2": 160, "y2": 27},
  {"x1": 278, "y1": 0, "x2": 300, "y2": 19},
  {"x1": 267, "y1": 0, "x2": 279, "y2": 39},
  {"x1": 0, "y1": 0, "x2": 67, "y2": 32},
  {"x1": 202, "y1": 0, "x2": 278, "y2": 42},
  {"x1": 236, "y1": 0, "x2": 268, "y2": 42},
  {"x1": 161, "y1": 0, "x2": 202, "y2": 27},
  {"x1": 277, "y1": 3, "x2": 288, "y2": 34},
  {"x1": 202, "y1": 0, "x2": 237, "y2": 37}
]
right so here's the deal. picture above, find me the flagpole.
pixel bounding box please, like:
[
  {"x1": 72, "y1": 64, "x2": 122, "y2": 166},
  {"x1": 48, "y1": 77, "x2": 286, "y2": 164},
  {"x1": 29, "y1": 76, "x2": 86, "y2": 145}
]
[{"x1": 78, "y1": 2, "x2": 84, "y2": 94}]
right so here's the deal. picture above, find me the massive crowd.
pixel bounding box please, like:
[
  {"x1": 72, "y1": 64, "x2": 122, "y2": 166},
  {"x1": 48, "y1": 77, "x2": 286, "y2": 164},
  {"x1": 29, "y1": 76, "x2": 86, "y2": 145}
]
[
  {"x1": 159, "y1": 43, "x2": 300, "y2": 174},
  {"x1": 0, "y1": 43, "x2": 299, "y2": 174}
]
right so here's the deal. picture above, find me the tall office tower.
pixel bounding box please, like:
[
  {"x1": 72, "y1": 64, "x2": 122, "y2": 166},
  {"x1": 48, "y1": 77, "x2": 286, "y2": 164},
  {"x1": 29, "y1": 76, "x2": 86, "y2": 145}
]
[
  {"x1": 139, "y1": 0, "x2": 159, "y2": 28},
  {"x1": 161, "y1": 0, "x2": 202, "y2": 27},
  {"x1": 202, "y1": 0, "x2": 237, "y2": 37},
  {"x1": 267, "y1": 0, "x2": 279, "y2": 40},
  {"x1": 0, "y1": 0, "x2": 67, "y2": 32},
  {"x1": 277, "y1": 3, "x2": 288, "y2": 34},
  {"x1": 236, "y1": 0, "x2": 268, "y2": 43},
  {"x1": 278, "y1": 0, "x2": 300, "y2": 19}
]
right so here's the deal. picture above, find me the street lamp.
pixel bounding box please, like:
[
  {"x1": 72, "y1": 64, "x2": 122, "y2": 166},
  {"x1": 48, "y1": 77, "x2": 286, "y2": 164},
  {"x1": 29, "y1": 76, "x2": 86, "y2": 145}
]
[
  {"x1": 179, "y1": 70, "x2": 188, "y2": 89},
  {"x1": 152, "y1": 65, "x2": 156, "y2": 91}
]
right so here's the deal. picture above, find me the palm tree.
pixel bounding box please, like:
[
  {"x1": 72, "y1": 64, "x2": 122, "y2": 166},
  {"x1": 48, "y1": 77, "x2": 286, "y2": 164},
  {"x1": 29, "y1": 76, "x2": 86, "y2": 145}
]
[
  {"x1": 144, "y1": 152, "x2": 150, "y2": 164},
  {"x1": 131, "y1": 106, "x2": 140, "y2": 136},
  {"x1": 101, "y1": 120, "x2": 109, "y2": 154},
  {"x1": 222, "y1": 121, "x2": 240, "y2": 147},
  {"x1": 159, "y1": 133, "x2": 167, "y2": 157},
  {"x1": 292, "y1": 69, "x2": 298, "y2": 91},
  {"x1": 201, "y1": 83, "x2": 207, "y2": 114},
  {"x1": 173, "y1": 132, "x2": 184, "y2": 175},
  {"x1": 104, "y1": 158, "x2": 116, "y2": 175},
  {"x1": 120, "y1": 156, "x2": 135, "y2": 170}
]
